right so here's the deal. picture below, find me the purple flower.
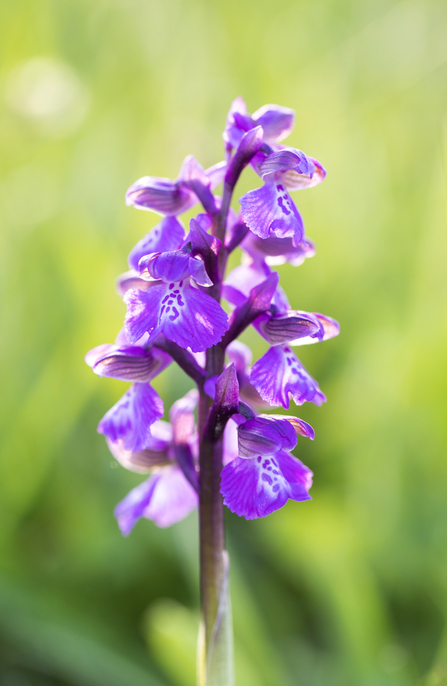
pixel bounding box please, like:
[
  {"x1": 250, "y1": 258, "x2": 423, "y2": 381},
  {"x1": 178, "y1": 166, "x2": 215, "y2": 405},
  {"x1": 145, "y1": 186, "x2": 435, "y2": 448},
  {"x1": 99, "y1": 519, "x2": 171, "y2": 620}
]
[
  {"x1": 239, "y1": 181, "x2": 305, "y2": 247},
  {"x1": 128, "y1": 216, "x2": 185, "y2": 272},
  {"x1": 241, "y1": 230, "x2": 316, "y2": 267},
  {"x1": 125, "y1": 155, "x2": 225, "y2": 217},
  {"x1": 226, "y1": 341, "x2": 270, "y2": 408},
  {"x1": 106, "y1": 421, "x2": 172, "y2": 473},
  {"x1": 124, "y1": 248, "x2": 229, "y2": 352},
  {"x1": 258, "y1": 147, "x2": 326, "y2": 190},
  {"x1": 220, "y1": 413, "x2": 313, "y2": 519},
  {"x1": 112, "y1": 390, "x2": 200, "y2": 533},
  {"x1": 237, "y1": 414, "x2": 298, "y2": 457},
  {"x1": 223, "y1": 261, "x2": 271, "y2": 306},
  {"x1": 224, "y1": 97, "x2": 295, "y2": 151},
  {"x1": 115, "y1": 466, "x2": 198, "y2": 533},
  {"x1": 224, "y1": 262, "x2": 329, "y2": 349},
  {"x1": 85, "y1": 340, "x2": 170, "y2": 452},
  {"x1": 124, "y1": 279, "x2": 228, "y2": 353},
  {"x1": 138, "y1": 250, "x2": 213, "y2": 286},
  {"x1": 85, "y1": 342, "x2": 171, "y2": 382},
  {"x1": 239, "y1": 145, "x2": 325, "y2": 247},
  {"x1": 97, "y1": 382, "x2": 164, "y2": 452},
  {"x1": 87, "y1": 98, "x2": 340, "y2": 546},
  {"x1": 250, "y1": 344, "x2": 326, "y2": 408},
  {"x1": 221, "y1": 450, "x2": 313, "y2": 519},
  {"x1": 221, "y1": 451, "x2": 312, "y2": 519}
]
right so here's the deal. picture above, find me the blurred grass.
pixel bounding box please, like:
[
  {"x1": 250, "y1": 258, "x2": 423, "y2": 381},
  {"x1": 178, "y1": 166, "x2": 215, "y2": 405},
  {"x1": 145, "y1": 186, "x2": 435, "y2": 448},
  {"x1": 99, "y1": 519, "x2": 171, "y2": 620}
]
[{"x1": 1, "y1": 0, "x2": 447, "y2": 684}]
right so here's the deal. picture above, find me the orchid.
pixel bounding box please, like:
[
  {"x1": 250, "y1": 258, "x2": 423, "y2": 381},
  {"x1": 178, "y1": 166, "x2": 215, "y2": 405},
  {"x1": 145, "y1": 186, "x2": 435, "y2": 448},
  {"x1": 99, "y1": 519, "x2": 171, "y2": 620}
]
[{"x1": 85, "y1": 97, "x2": 338, "y2": 686}]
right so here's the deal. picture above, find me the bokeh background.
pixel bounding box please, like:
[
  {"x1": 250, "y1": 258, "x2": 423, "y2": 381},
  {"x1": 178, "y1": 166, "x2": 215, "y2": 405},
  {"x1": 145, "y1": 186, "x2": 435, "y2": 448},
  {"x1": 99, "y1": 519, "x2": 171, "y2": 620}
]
[{"x1": 1, "y1": 0, "x2": 447, "y2": 684}]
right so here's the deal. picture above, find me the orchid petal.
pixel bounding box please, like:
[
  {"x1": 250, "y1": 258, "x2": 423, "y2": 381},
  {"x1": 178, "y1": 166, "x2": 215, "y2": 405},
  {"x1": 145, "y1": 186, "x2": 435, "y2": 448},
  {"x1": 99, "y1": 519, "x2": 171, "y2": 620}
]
[
  {"x1": 98, "y1": 382, "x2": 164, "y2": 452},
  {"x1": 143, "y1": 466, "x2": 198, "y2": 527},
  {"x1": 256, "y1": 311, "x2": 324, "y2": 346},
  {"x1": 289, "y1": 313, "x2": 340, "y2": 346},
  {"x1": 250, "y1": 345, "x2": 326, "y2": 409},
  {"x1": 281, "y1": 156, "x2": 327, "y2": 191},
  {"x1": 124, "y1": 280, "x2": 229, "y2": 352},
  {"x1": 260, "y1": 148, "x2": 315, "y2": 177},
  {"x1": 240, "y1": 181, "x2": 304, "y2": 246},
  {"x1": 125, "y1": 176, "x2": 197, "y2": 216},
  {"x1": 92, "y1": 345, "x2": 171, "y2": 382},
  {"x1": 106, "y1": 427, "x2": 172, "y2": 474},
  {"x1": 114, "y1": 474, "x2": 161, "y2": 535},
  {"x1": 237, "y1": 415, "x2": 297, "y2": 458},
  {"x1": 252, "y1": 104, "x2": 295, "y2": 144},
  {"x1": 128, "y1": 216, "x2": 185, "y2": 271},
  {"x1": 85, "y1": 344, "x2": 114, "y2": 368},
  {"x1": 221, "y1": 449, "x2": 311, "y2": 520},
  {"x1": 116, "y1": 270, "x2": 153, "y2": 297},
  {"x1": 138, "y1": 251, "x2": 191, "y2": 283},
  {"x1": 241, "y1": 231, "x2": 316, "y2": 267}
]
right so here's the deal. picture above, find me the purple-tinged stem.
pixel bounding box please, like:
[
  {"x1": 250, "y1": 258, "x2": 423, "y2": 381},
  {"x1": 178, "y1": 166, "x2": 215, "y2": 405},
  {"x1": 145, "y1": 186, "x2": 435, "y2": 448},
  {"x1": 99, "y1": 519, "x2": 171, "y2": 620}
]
[
  {"x1": 198, "y1": 382, "x2": 225, "y2": 648},
  {"x1": 198, "y1": 188, "x2": 231, "y2": 651},
  {"x1": 198, "y1": 135, "x2": 260, "y2": 653}
]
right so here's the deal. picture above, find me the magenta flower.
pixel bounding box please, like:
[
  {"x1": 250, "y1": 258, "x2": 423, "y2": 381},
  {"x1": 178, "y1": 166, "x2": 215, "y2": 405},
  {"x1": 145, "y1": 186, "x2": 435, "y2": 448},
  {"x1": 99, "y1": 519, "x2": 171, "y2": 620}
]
[
  {"x1": 125, "y1": 155, "x2": 226, "y2": 217},
  {"x1": 124, "y1": 238, "x2": 229, "y2": 352},
  {"x1": 221, "y1": 414, "x2": 314, "y2": 519},
  {"x1": 223, "y1": 97, "x2": 295, "y2": 150},
  {"x1": 85, "y1": 341, "x2": 170, "y2": 451},
  {"x1": 239, "y1": 148, "x2": 325, "y2": 247},
  {"x1": 250, "y1": 345, "x2": 326, "y2": 409}
]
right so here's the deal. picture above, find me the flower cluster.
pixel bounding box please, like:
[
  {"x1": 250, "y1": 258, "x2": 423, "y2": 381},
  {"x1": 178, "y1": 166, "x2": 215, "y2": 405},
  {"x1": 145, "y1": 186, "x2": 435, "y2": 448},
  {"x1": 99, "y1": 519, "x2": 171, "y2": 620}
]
[{"x1": 86, "y1": 98, "x2": 339, "y2": 534}]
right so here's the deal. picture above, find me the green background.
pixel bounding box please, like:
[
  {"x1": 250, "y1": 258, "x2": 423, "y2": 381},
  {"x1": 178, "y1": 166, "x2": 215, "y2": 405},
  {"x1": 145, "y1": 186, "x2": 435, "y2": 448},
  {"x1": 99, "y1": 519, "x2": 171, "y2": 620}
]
[{"x1": 1, "y1": 0, "x2": 447, "y2": 684}]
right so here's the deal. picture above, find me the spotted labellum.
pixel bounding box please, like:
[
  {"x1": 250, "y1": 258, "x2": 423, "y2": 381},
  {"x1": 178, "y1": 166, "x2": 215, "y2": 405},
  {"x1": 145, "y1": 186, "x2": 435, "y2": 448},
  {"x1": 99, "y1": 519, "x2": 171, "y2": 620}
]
[{"x1": 86, "y1": 98, "x2": 338, "y2": 684}]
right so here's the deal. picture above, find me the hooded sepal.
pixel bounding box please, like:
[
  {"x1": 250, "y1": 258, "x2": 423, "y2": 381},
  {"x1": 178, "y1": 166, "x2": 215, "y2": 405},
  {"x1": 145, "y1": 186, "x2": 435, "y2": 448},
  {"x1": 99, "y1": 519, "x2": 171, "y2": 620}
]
[
  {"x1": 255, "y1": 310, "x2": 324, "y2": 346},
  {"x1": 86, "y1": 344, "x2": 171, "y2": 382},
  {"x1": 237, "y1": 415, "x2": 297, "y2": 458},
  {"x1": 290, "y1": 312, "x2": 340, "y2": 346},
  {"x1": 260, "y1": 148, "x2": 315, "y2": 178}
]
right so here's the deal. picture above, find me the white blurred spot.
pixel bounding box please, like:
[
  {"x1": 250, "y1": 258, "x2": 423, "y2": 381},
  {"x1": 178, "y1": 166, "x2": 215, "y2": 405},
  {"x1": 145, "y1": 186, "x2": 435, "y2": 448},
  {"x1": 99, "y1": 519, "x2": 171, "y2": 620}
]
[{"x1": 6, "y1": 57, "x2": 89, "y2": 136}]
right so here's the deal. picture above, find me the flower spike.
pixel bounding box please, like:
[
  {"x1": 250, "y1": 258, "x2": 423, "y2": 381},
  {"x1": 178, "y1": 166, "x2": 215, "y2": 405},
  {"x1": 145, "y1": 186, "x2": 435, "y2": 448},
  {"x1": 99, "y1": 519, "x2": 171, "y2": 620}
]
[{"x1": 87, "y1": 98, "x2": 338, "y2": 680}]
